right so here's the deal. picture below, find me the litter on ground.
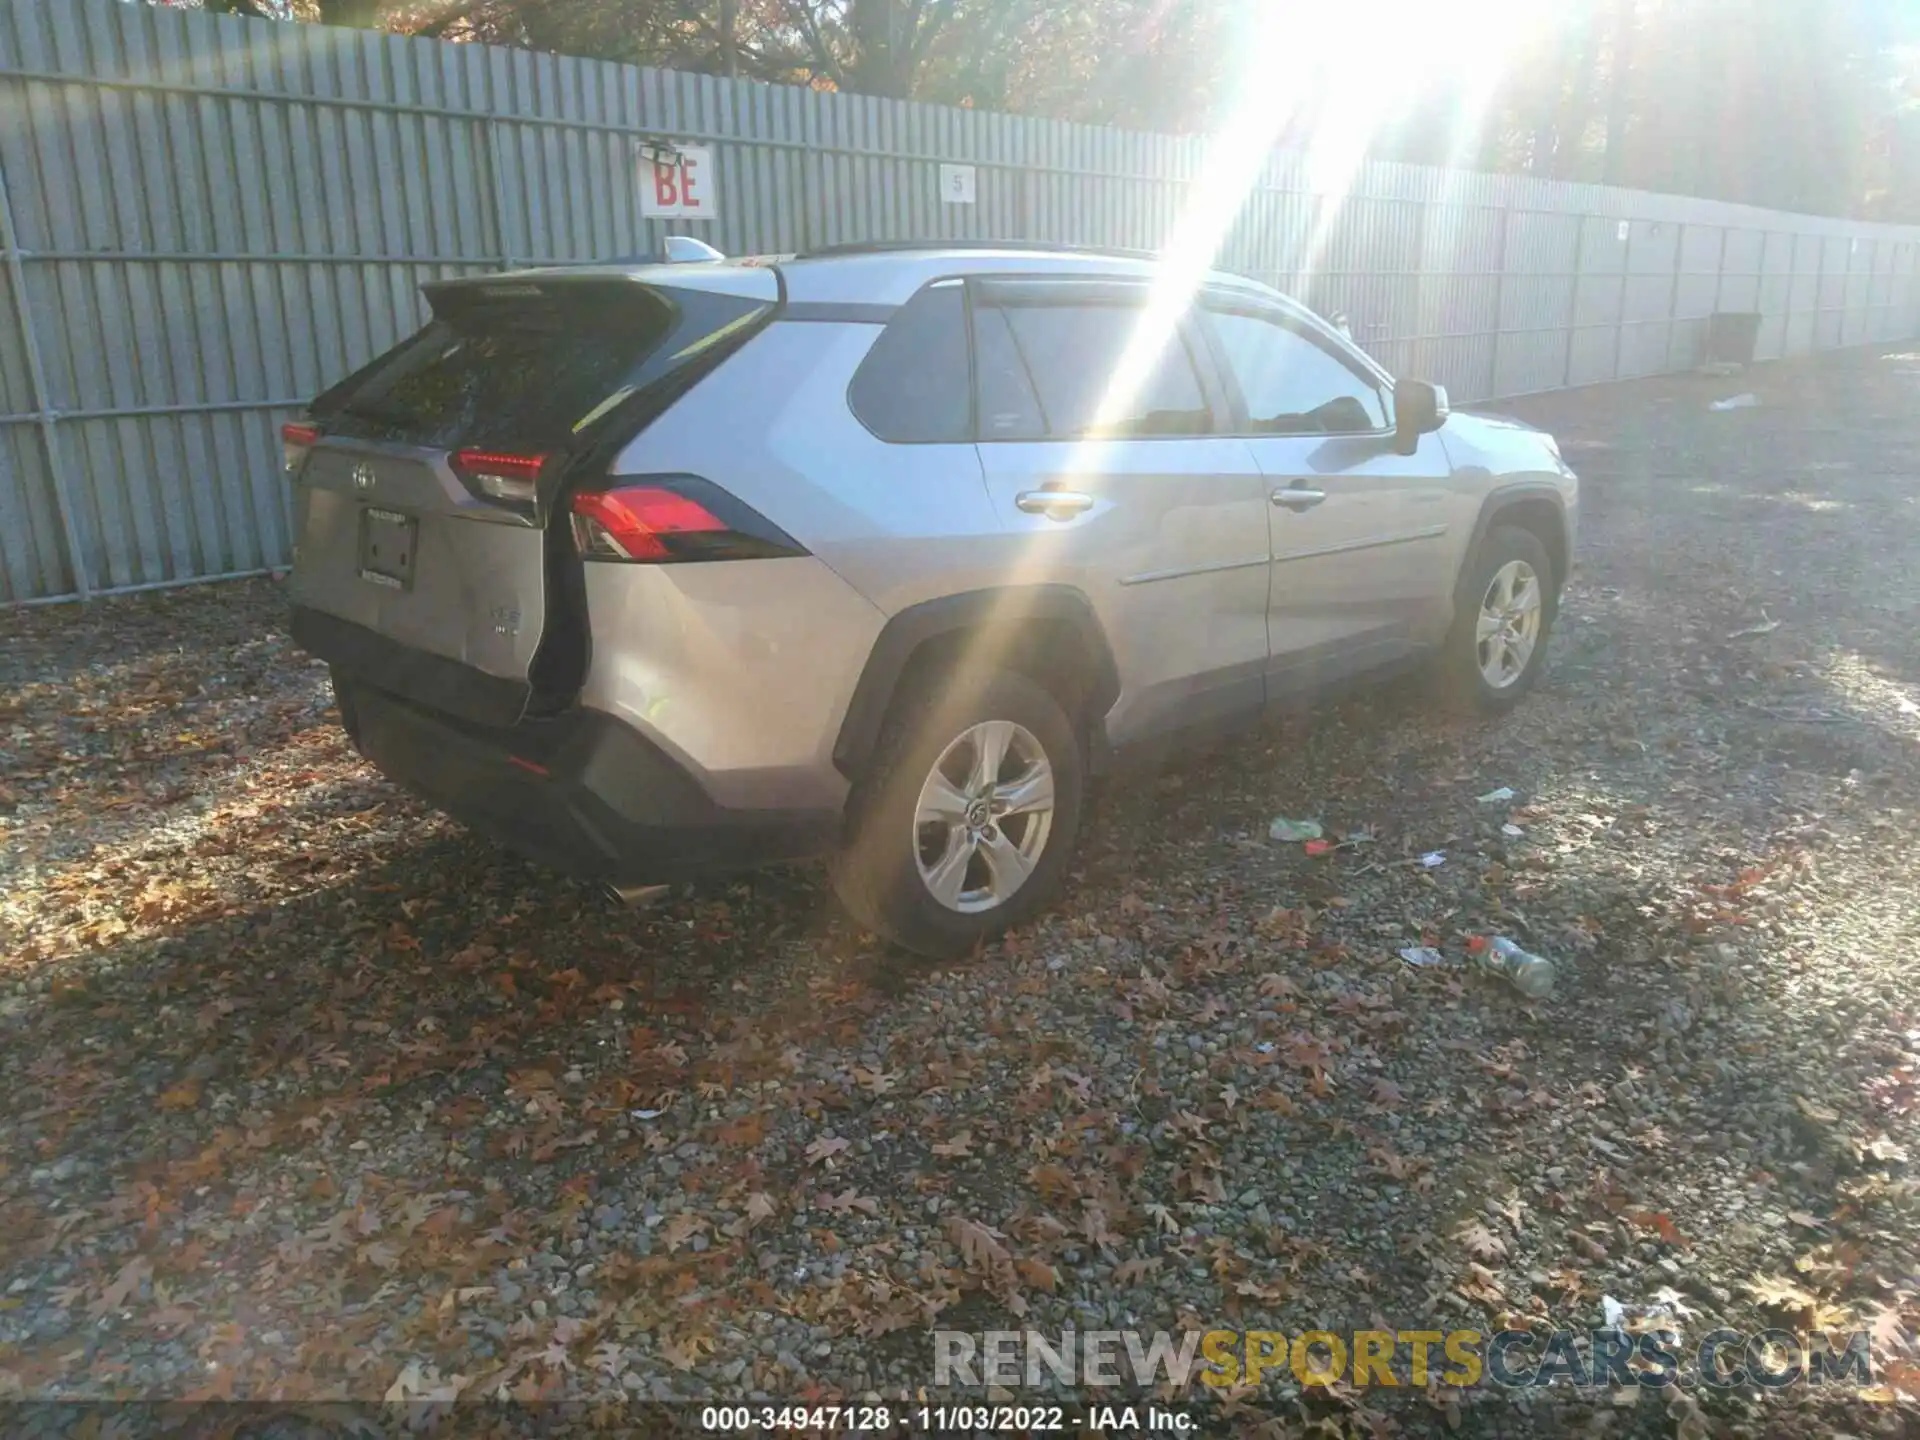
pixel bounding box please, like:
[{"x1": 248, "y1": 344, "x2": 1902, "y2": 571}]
[{"x1": 1268, "y1": 816, "x2": 1323, "y2": 843}]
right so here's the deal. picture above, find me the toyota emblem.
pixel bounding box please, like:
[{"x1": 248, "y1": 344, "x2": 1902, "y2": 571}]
[{"x1": 351, "y1": 463, "x2": 375, "y2": 492}]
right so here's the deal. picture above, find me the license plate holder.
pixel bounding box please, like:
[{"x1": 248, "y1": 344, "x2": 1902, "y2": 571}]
[{"x1": 357, "y1": 507, "x2": 418, "y2": 590}]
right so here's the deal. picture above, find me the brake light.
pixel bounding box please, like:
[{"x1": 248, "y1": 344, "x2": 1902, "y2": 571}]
[
  {"x1": 452, "y1": 448, "x2": 547, "y2": 506},
  {"x1": 282, "y1": 422, "x2": 319, "y2": 476},
  {"x1": 569, "y1": 477, "x2": 806, "y2": 564}
]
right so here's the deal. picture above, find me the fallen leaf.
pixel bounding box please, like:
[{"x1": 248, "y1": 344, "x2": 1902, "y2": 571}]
[
  {"x1": 1368, "y1": 1078, "x2": 1405, "y2": 1108},
  {"x1": 1016, "y1": 1258, "x2": 1058, "y2": 1293},
  {"x1": 805, "y1": 1135, "x2": 851, "y2": 1166},
  {"x1": 1626, "y1": 1210, "x2": 1691, "y2": 1250},
  {"x1": 156, "y1": 1078, "x2": 203, "y2": 1111},
  {"x1": 947, "y1": 1215, "x2": 1011, "y2": 1270},
  {"x1": 717, "y1": 1113, "x2": 765, "y2": 1147},
  {"x1": 91, "y1": 1255, "x2": 153, "y2": 1316},
  {"x1": 1455, "y1": 1221, "x2": 1507, "y2": 1263}
]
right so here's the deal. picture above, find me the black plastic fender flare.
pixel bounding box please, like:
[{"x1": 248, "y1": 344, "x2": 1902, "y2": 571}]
[
  {"x1": 831, "y1": 585, "x2": 1120, "y2": 782},
  {"x1": 1457, "y1": 482, "x2": 1570, "y2": 609}
]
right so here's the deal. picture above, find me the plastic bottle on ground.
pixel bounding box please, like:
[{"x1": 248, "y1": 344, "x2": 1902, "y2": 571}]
[{"x1": 1478, "y1": 936, "x2": 1556, "y2": 998}]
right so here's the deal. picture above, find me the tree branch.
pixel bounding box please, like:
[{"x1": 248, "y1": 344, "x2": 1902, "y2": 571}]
[
  {"x1": 785, "y1": 0, "x2": 848, "y2": 86},
  {"x1": 404, "y1": 0, "x2": 484, "y2": 40},
  {"x1": 906, "y1": 0, "x2": 958, "y2": 71}
]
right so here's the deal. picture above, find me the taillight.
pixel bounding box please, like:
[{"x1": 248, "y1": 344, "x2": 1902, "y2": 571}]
[
  {"x1": 452, "y1": 448, "x2": 547, "y2": 508},
  {"x1": 282, "y1": 422, "x2": 319, "y2": 476},
  {"x1": 569, "y1": 477, "x2": 806, "y2": 564}
]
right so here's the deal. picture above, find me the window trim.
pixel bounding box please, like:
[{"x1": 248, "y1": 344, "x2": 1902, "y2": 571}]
[
  {"x1": 1197, "y1": 298, "x2": 1395, "y2": 440},
  {"x1": 964, "y1": 275, "x2": 1233, "y2": 443}
]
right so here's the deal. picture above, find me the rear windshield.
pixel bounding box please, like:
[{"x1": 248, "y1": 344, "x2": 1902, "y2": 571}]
[{"x1": 313, "y1": 280, "x2": 769, "y2": 451}]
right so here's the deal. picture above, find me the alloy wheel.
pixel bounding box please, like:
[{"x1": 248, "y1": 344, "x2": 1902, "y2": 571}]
[
  {"x1": 912, "y1": 719, "x2": 1055, "y2": 914},
  {"x1": 1476, "y1": 558, "x2": 1543, "y2": 689}
]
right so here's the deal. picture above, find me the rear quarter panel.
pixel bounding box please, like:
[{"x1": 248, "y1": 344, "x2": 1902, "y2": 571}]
[
  {"x1": 589, "y1": 320, "x2": 1009, "y2": 809},
  {"x1": 610, "y1": 320, "x2": 1010, "y2": 610}
]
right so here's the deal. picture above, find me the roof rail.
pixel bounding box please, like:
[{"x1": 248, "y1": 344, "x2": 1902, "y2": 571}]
[{"x1": 797, "y1": 238, "x2": 1169, "y2": 263}]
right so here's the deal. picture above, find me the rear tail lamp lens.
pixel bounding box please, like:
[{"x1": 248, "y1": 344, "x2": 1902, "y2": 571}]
[
  {"x1": 569, "y1": 477, "x2": 805, "y2": 564},
  {"x1": 451, "y1": 448, "x2": 547, "y2": 507},
  {"x1": 282, "y1": 422, "x2": 319, "y2": 475}
]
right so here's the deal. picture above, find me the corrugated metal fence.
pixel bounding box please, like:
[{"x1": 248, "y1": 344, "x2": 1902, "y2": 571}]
[{"x1": 4, "y1": 0, "x2": 1920, "y2": 604}]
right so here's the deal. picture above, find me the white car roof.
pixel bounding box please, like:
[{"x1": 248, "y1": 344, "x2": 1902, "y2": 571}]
[
  {"x1": 774, "y1": 246, "x2": 1281, "y2": 307},
  {"x1": 437, "y1": 246, "x2": 1356, "y2": 356},
  {"x1": 472, "y1": 245, "x2": 1282, "y2": 308}
]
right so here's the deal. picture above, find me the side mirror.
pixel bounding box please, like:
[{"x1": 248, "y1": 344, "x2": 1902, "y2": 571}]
[{"x1": 1394, "y1": 379, "x2": 1449, "y2": 455}]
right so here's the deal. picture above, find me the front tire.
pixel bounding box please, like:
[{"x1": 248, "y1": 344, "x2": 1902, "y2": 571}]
[
  {"x1": 831, "y1": 668, "x2": 1084, "y2": 958},
  {"x1": 1439, "y1": 524, "x2": 1557, "y2": 713}
]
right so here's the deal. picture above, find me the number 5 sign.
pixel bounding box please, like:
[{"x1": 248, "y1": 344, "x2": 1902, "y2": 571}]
[
  {"x1": 639, "y1": 143, "x2": 717, "y2": 220},
  {"x1": 939, "y1": 163, "x2": 976, "y2": 205}
]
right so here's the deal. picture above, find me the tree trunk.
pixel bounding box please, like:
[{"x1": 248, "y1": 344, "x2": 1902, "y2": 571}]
[
  {"x1": 1688, "y1": 0, "x2": 1729, "y2": 201},
  {"x1": 1551, "y1": 8, "x2": 1602, "y2": 179},
  {"x1": 846, "y1": 0, "x2": 919, "y2": 98},
  {"x1": 719, "y1": 0, "x2": 740, "y2": 78},
  {"x1": 1601, "y1": 0, "x2": 1636, "y2": 186}
]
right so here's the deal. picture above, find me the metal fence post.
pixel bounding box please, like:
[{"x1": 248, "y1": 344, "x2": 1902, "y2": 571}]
[
  {"x1": 1910, "y1": 243, "x2": 1920, "y2": 339},
  {"x1": 1612, "y1": 218, "x2": 1634, "y2": 381},
  {"x1": 1661, "y1": 220, "x2": 1686, "y2": 373},
  {"x1": 1783, "y1": 232, "x2": 1801, "y2": 355},
  {"x1": 1407, "y1": 193, "x2": 1430, "y2": 380},
  {"x1": 1487, "y1": 205, "x2": 1510, "y2": 400},
  {"x1": 479, "y1": 116, "x2": 513, "y2": 269},
  {"x1": 1560, "y1": 213, "x2": 1587, "y2": 388},
  {"x1": 0, "y1": 152, "x2": 88, "y2": 600}
]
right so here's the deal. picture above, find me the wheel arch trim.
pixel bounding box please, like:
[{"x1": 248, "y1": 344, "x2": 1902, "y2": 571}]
[
  {"x1": 831, "y1": 585, "x2": 1120, "y2": 782},
  {"x1": 1460, "y1": 483, "x2": 1569, "y2": 606}
]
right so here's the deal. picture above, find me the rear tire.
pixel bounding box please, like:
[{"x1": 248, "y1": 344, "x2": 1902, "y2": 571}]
[
  {"x1": 831, "y1": 668, "x2": 1083, "y2": 959},
  {"x1": 1439, "y1": 524, "x2": 1557, "y2": 713}
]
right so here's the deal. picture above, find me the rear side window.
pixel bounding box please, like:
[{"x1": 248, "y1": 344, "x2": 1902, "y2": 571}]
[
  {"x1": 994, "y1": 302, "x2": 1210, "y2": 438},
  {"x1": 848, "y1": 283, "x2": 971, "y2": 443},
  {"x1": 314, "y1": 281, "x2": 769, "y2": 451}
]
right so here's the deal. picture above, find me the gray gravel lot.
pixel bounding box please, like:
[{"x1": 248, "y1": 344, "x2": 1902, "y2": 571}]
[{"x1": 4, "y1": 347, "x2": 1920, "y2": 1435}]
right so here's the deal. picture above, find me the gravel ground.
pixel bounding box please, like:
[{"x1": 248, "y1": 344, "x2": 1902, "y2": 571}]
[{"x1": 4, "y1": 348, "x2": 1920, "y2": 1436}]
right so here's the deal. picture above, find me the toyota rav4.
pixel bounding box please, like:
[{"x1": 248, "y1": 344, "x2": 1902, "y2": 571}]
[{"x1": 286, "y1": 242, "x2": 1578, "y2": 957}]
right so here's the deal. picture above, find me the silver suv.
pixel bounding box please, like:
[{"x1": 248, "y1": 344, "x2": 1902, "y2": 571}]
[{"x1": 287, "y1": 242, "x2": 1578, "y2": 957}]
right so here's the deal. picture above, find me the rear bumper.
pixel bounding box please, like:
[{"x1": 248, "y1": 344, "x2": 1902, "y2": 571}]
[{"x1": 332, "y1": 672, "x2": 842, "y2": 884}]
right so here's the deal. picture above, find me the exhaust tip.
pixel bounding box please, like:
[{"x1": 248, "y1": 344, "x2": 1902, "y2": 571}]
[{"x1": 604, "y1": 882, "x2": 672, "y2": 908}]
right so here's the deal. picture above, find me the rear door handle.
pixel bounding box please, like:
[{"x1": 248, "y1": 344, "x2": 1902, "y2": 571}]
[
  {"x1": 1015, "y1": 489, "x2": 1094, "y2": 520},
  {"x1": 1270, "y1": 486, "x2": 1327, "y2": 511}
]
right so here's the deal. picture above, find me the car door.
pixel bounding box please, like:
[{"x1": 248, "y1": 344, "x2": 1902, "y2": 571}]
[
  {"x1": 1197, "y1": 298, "x2": 1457, "y2": 694},
  {"x1": 967, "y1": 278, "x2": 1272, "y2": 748}
]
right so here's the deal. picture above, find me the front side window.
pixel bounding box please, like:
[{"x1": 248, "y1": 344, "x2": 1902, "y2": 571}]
[
  {"x1": 1205, "y1": 308, "x2": 1386, "y2": 434},
  {"x1": 989, "y1": 301, "x2": 1211, "y2": 439}
]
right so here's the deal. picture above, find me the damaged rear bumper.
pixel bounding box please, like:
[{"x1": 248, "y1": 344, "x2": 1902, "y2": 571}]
[{"x1": 331, "y1": 671, "x2": 841, "y2": 885}]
